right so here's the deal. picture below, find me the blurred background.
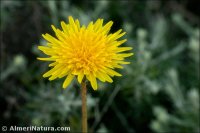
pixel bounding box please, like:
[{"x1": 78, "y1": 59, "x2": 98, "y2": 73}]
[{"x1": 0, "y1": 0, "x2": 199, "y2": 133}]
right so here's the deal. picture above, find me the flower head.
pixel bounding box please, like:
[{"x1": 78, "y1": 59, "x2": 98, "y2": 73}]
[{"x1": 38, "y1": 16, "x2": 133, "y2": 90}]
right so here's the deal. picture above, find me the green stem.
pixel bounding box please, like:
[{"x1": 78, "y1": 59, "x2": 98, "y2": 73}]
[{"x1": 81, "y1": 80, "x2": 87, "y2": 133}]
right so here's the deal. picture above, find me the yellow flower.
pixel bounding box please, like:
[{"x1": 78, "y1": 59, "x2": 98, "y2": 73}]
[{"x1": 37, "y1": 16, "x2": 133, "y2": 90}]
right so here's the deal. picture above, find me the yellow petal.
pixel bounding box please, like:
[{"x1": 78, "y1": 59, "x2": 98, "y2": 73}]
[
  {"x1": 94, "y1": 19, "x2": 103, "y2": 31},
  {"x1": 51, "y1": 25, "x2": 57, "y2": 34},
  {"x1": 51, "y1": 25, "x2": 66, "y2": 42},
  {"x1": 103, "y1": 21, "x2": 113, "y2": 30},
  {"x1": 98, "y1": 21, "x2": 113, "y2": 34},
  {"x1": 43, "y1": 64, "x2": 62, "y2": 77},
  {"x1": 105, "y1": 68, "x2": 122, "y2": 77},
  {"x1": 89, "y1": 74, "x2": 97, "y2": 90},
  {"x1": 115, "y1": 47, "x2": 132, "y2": 53},
  {"x1": 117, "y1": 53, "x2": 134, "y2": 58},
  {"x1": 75, "y1": 19, "x2": 80, "y2": 30},
  {"x1": 42, "y1": 34, "x2": 62, "y2": 46},
  {"x1": 61, "y1": 21, "x2": 68, "y2": 34},
  {"x1": 38, "y1": 46, "x2": 56, "y2": 55},
  {"x1": 113, "y1": 32, "x2": 126, "y2": 41},
  {"x1": 48, "y1": 66, "x2": 65, "y2": 80},
  {"x1": 112, "y1": 63, "x2": 124, "y2": 68},
  {"x1": 49, "y1": 62, "x2": 58, "y2": 67},
  {"x1": 87, "y1": 21, "x2": 94, "y2": 31},
  {"x1": 116, "y1": 61, "x2": 130, "y2": 64},
  {"x1": 108, "y1": 39, "x2": 127, "y2": 47},
  {"x1": 96, "y1": 71, "x2": 106, "y2": 82},
  {"x1": 116, "y1": 39, "x2": 127, "y2": 46},
  {"x1": 63, "y1": 74, "x2": 74, "y2": 89},
  {"x1": 58, "y1": 67, "x2": 70, "y2": 78},
  {"x1": 43, "y1": 69, "x2": 55, "y2": 78},
  {"x1": 38, "y1": 46, "x2": 50, "y2": 51},
  {"x1": 107, "y1": 29, "x2": 122, "y2": 40},
  {"x1": 68, "y1": 16, "x2": 78, "y2": 32},
  {"x1": 37, "y1": 57, "x2": 55, "y2": 61},
  {"x1": 78, "y1": 73, "x2": 84, "y2": 83},
  {"x1": 68, "y1": 16, "x2": 75, "y2": 25},
  {"x1": 98, "y1": 72, "x2": 113, "y2": 83}
]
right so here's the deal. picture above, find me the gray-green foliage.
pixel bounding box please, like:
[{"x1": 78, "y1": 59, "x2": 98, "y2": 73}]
[{"x1": 150, "y1": 14, "x2": 199, "y2": 133}]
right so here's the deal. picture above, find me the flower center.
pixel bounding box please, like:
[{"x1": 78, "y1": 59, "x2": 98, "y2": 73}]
[{"x1": 67, "y1": 31, "x2": 107, "y2": 75}]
